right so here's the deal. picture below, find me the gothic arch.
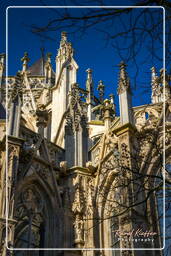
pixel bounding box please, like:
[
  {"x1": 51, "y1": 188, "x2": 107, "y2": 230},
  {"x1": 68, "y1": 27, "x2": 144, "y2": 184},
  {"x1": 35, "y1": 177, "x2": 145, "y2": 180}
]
[
  {"x1": 13, "y1": 174, "x2": 63, "y2": 251},
  {"x1": 96, "y1": 168, "x2": 120, "y2": 249}
]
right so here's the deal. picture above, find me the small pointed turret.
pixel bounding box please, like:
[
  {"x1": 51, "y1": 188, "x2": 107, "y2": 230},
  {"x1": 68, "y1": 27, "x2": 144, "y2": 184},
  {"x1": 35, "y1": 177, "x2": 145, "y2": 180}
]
[
  {"x1": 46, "y1": 52, "x2": 52, "y2": 64},
  {"x1": 55, "y1": 31, "x2": 75, "y2": 84},
  {"x1": 86, "y1": 68, "x2": 93, "y2": 93},
  {"x1": 52, "y1": 32, "x2": 78, "y2": 144},
  {"x1": 60, "y1": 31, "x2": 67, "y2": 46},
  {"x1": 109, "y1": 93, "x2": 114, "y2": 104},
  {"x1": 45, "y1": 52, "x2": 52, "y2": 85},
  {"x1": 97, "y1": 80, "x2": 105, "y2": 103},
  {"x1": 57, "y1": 31, "x2": 73, "y2": 65},
  {"x1": 109, "y1": 93, "x2": 116, "y2": 116},
  {"x1": 21, "y1": 52, "x2": 30, "y2": 72},
  {"x1": 118, "y1": 61, "x2": 130, "y2": 94},
  {"x1": 103, "y1": 99, "x2": 112, "y2": 129},
  {"x1": 151, "y1": 66, "x2": 157, "y2": 83},
  {"x1": 117, "y1": 61, "x2": 133, "y2": 125}
]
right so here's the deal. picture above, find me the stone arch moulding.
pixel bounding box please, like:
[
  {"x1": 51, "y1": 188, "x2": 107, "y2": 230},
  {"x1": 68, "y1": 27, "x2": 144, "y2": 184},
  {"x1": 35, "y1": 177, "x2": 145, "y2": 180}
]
[
  {"x1": 13, "y1": 176, "x2": 63, "y2": 250},
  {"x1": 97, "y1": 168, "x2": 120, "y2": 249}
]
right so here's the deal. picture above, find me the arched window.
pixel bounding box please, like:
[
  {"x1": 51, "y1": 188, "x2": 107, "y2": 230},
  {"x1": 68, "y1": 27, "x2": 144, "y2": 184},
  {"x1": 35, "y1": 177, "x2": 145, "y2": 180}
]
[{"x1": 14, "y1": 185, "x2": 48, "y2": 254}]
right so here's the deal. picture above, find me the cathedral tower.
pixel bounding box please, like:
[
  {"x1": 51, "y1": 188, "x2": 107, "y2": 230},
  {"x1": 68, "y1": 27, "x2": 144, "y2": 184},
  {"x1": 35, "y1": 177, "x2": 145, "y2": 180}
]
[{"x1": 51, "y1": 32, "x2": 78, "y2": 145}]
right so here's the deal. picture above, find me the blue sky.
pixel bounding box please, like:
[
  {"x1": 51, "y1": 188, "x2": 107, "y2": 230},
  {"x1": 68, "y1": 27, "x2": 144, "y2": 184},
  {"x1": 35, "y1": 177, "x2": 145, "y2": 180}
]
[{"x1": 0, "y1": 1, "x2": 164, "y2": 114}]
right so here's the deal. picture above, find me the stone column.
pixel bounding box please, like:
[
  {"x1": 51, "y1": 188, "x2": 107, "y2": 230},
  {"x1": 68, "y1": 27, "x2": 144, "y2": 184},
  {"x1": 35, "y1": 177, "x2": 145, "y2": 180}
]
[
  {"x1": 117, "y1": 61, "x2": 134, "y2": 125},
  {"x1": 86, "y1": 68, "x2": 94, "y2": 122},
  {"x1": 103, "y1": 99, "x2": 112, "y2": 130},
  {"x1": 21, "y1": 52, "x2": 30, "y2": 72},
  {"x1": 97, "y1": 80, "x2": 105, "y2": 103}
]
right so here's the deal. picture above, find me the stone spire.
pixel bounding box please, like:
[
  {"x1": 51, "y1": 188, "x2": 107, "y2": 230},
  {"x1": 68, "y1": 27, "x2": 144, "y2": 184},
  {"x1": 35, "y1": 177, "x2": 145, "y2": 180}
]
[
  {"x1": 46, "y1": 52, "x2": 52, "y2": 64},
  {"x1": 57, "y1": 31, "x2": 73, "y2": 63},
  {"x1": 55, "y1": 31, "x2": 74, "y2": 83},
  {"x1": 109, "y1": 93, "x2": 116, "y2": 116},
  {"x1": 44, "y1": 52, "x2": 52, "y2": 85},
  {"x1": 97, "y1": 80, "x2": 105, "y2": 103},
  {"x1": 60, "y1": 31, "x2": 67, "y2": 46},
  {"x1": 21, "y1": 52, "x2": 30, "y2": 72},
  {"x1": 86, "y1": 68, "x2": 93, "y2": 93},
  {"x1": 103, "y1": 99, "x2": 112, "y2": 129},
  {"x1": 52, "y1": 32, "x2": 78, "y2": 144},
  {"x1": 117, "y1": 61, "x2": 133, "y2": 125},
  {"x1": 151, "y1": 66, "x2": 157, "y2": 84},
  {"x1": 118, "y1": 61, "x2": 130, "y2": 95}
]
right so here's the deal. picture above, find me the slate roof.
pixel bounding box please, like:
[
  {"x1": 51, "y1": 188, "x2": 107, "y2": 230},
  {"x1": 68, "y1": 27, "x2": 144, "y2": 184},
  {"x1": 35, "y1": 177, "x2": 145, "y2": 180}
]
[
  {"x1": 28, "y1": 58, "x2": 56, "y2": 77},
  {"x1": 28, "y1": 58, "x2": 45, "y2": 76}
]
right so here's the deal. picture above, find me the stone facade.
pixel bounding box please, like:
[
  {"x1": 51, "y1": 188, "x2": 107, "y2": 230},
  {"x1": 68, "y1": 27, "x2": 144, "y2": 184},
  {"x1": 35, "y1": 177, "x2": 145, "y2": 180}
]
[{"x1": 0, "y1": 32, "x2": 171, "y2": 256}]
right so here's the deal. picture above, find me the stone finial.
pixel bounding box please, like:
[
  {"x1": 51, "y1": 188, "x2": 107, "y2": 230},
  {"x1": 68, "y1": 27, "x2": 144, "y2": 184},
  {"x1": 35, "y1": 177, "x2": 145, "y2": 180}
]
[
  {"x1": 97, "y1": 80, "x2": 105, "y2": 103},
  {"x1": 86, "y1": 68, "x2": 92, "y2": 76},
  {"x1": 151, "y1": 67, "x2": 158, "y2": 86},
  {"x1": 109, "y1": 93, "x2": 116, "y2": 115},
  {"x1": 21, "y1": 52, "x2": 30, "y2": 72},
  {"x1": 45, "y1": 53, "x2": 52, "y2": 85},
  {"x1": 159, "y1": 68, "x2": 170, "y2": 86},
  {"x1": 151, "y1": 66, "x2": 157, "y2": 77},
  {"x1": 60, "y1": 31, "x2": 67, "y2": 47},
  {"x1": 109, "y1": 93, "x2": 114, "y2": 104},
  {"x1": 86, "y1": 68, "x2": 93, "y2": 92},
  {"x1": 0, "y1": 53, "x2": 5, "y2": 66},
  {"x1": 61, "y1": 31, "x2": 67, "y2": 41},
  {"x1": 46, "y1": 52, "x2": 52, "y2": 63},
  {"x1": 57, "y1": 31, "x2": 73, "y2": 60},
  {"x1": 117, "y1": 61, "x2": 130, "y2": 94},
  {"x1": 103, "y1": 99, "x2": 114, "y2": 129}
]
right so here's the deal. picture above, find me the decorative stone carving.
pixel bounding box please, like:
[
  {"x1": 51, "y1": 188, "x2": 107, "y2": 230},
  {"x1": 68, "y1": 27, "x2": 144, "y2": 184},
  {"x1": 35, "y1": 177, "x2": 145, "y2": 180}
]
[
  {"x1": 117, "y1": 61, "x2": 130, "y2": 95},
  {"x1": 10, "y1": 72, "x2": 23, "y2": 102},
  {"x1": 57, "y1": 31, "x2": 74, "y2": 61},
  {"x1": 86, "y1": 177, "x2": 94, "y2": 216},
  {"x1": 66, "y1": 83, "x2": 87, "y2": 132},
  {"x1": 60, "y1": 161, "x2": 67, "y2": 174},
  {"x1": 72, "y1": 175, "x2": 85, "y2": 247},
  {"x1": 22, "y1": 187, "x2": 43, "y2": 213},
  {"x1": 73, "y1": 214, "x2": 84, "y2": 245}
]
